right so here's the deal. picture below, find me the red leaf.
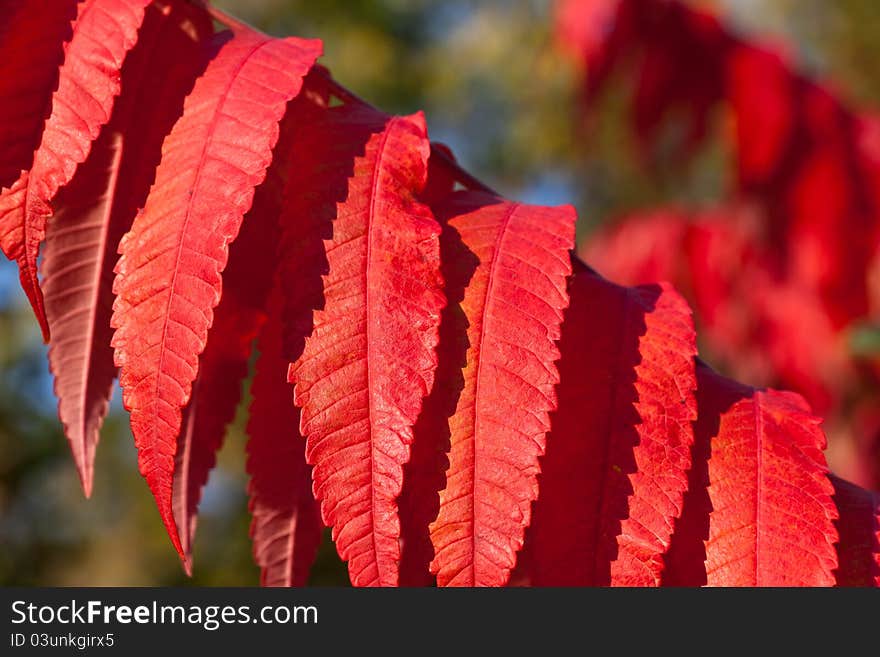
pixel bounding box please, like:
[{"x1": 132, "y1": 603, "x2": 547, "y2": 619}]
[
  {"x1": 829, "y1": 474, "x2": 880, "y2": 587},
  {"x1": 524, "y1": 265, "x2": 697, "y2": 585},
  {"x1": 283, "y1": 104, "x2": 444, "y2": 587},
  {"x1": 566, "y1": 0, "x2": 879, "y2": 333},
  {"x1": 110, "y1": 28, "x2": 321, "y2": 562},
  {"x1": 630, "y1": 5, "x2": 728, "y2": 159},
  {"x1": 169, "y1": 88, "x2": 323, "y2": 564},
  {"x1": 0, "y1": 0, "x2": 77, "y2": 190},
  {"x1": 247, "y1": 287, "x2": 322, "y2": 587},
  {"x1": 667, "y1": 364, "x2": 839, "y2": 586},
  {"x1": 725, "y1": 45, "x2": 794, "y2": 190},
  {"x1": 0, "y1": 0, "x2": 154, "y2": 338},
  {"x1": 41, "y1": 0, "x2": 212, "y2": 499},
  {"x1": 171, "y1": 297, "x2": 265, "y2": 569},
  {"x1": 558, "y1": 0, "x2": 729, "y2": 161},
  {"x1": 554, "y1": 0, "x2": 619, "y2": 64},
  {"x1": 428, "y1": 191, "x2": 575, "y2": 587}
]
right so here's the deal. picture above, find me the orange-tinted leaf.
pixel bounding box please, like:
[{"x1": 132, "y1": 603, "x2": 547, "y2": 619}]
[
  {"x1": 283, "y1": 104, "x2": 444, "y2": 587},
  {"x1": 0, "y1": 0, "x2": 154, "y2": 338},
  {"x1": 427, "y1": 192, "x2": 575, "y2": 587},
  {"x1": 41, "y1": 0, "x2": 211, "y2": 499},
  {"x1": 524, "y1": 264, "x2": 697, "y2": 586},
  {"x1": 111, "y1": 28, "x2": 321, "y2": 561}
]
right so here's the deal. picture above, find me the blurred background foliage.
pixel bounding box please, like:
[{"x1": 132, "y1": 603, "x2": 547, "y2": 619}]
[{"x1": 1, "y1": 0, "x2": 878, "y2": 585}]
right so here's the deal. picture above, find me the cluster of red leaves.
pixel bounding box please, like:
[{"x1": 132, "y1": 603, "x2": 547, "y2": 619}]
[
  {"x1": 0, "y1": 0, "x2": 877, "y2": 586},
  {"x1": 559, "y1": 0, "x2": 880, "y2": 488}
]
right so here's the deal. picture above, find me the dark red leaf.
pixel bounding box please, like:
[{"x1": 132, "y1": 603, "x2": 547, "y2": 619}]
[
  {"x1": 525, "y1": 265, "x2": 697, "y2": 585},
  {"x1": 246, "y1": 287, "x2": 323, "y2": 586},
  {"x1": 0, "y1": 0, "x2": 77, "y2": 190},
  {"x1": 399, "y1": 184, "x2": 478, "y2": 587},
  {"x1": 41, "y1": 0, "x2": 212, "y2": 499},
  {"x1": 419, "y1": 142, "x2": 458, "y2": 206},
  {"x1": 725, "y1": 45, "x2": 794, "y2": 190},
  {"x1": 829, "y1": 474, "x2": 880, "y2": 587}
]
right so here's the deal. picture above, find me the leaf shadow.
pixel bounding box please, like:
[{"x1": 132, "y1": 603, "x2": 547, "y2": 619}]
[
  {"x1": 518, "y1": 263, "x2": 685, "y2": 585},
  {"x1": 827, "y1": 473, "x2": 880, "y2": 587},
  {"x1": 398, "y1": 198, "x2": 480, "y2": 587},
  {"x1": 278, "y1": 101, "x2": 384, "y2": 363},
  {"x1": 661, "y1": 361, "x2": 749, "y2": 586}
]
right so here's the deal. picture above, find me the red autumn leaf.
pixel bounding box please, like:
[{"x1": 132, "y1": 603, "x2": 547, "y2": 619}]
[
  {"x1": 630, "y1": 4, "x2": 728, "y2": 159},
  {"x1": 554, "y1": 0, "x2": 619, "y2": 64},
  {"x1": 681, "y1": 212, "x2": 763, "y2": 340},
  {"x1": 665, "y1": 363, "x2": 839, "y2": 586},
  {"x1": 563, "y1": 0, "x2": 880, "y2": 336},
  {"x1": 426, "y1": 191, "x2": 575, "y2": 587},
  {"x1": 829, "y1": 474, "x2": 880, "y2": 587},
  {"x1": 745, "y1": 277, "x2": 851, "y2": 415},
  {"x1": 171, "y1": 80, "x2": 330, "y2": 565},
  {"x1": 524, "y1": 264, "x2": 697, "y2": 586},
  {"x1": 172, "y1": 296, "x2": 263, "y2": 569},
  {"x1": 40, "y1": 0, "x2": 212, "y2": 499},
  {"x1": 246, "y1": 286, "x2": 323, "y2": 587},
  {"x1": 1, "y1": 0, "x2": 871, "y2": 589},
  {"x1": 169, "y1": 95, "x2": 318, "y2": 565},
  {"x1": 725, "y1": 44, "x2": 795, "y2": 191},
  {"x1": 282, "y1": 103, "x2": 443, "y2": 587},
  {"x1": 559, "y1": 0, "x2": 729, "y2": 160},
  {"x1": 0, "y1": 0, "x2": 77, "y2": 190},
  {"x1": 110, "y1": 27, "x2": 321, "y2": 561},
  {"x1": 783, "y1": 123, "x2": 874, "y2": 327},
  {"x1": 0, "y1": 0, "x2": 154, "y2": 338}
]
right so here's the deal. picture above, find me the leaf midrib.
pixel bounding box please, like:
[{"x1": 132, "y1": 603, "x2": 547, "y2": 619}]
[
  {"x1": 468, "y1": 200, "x2": 518, "y2": 585},
  {"x1": 364, "y1": 114, "x2": 395, "y2": 586},
  {"x1": 153, "y1": 35, "x2": 268, "y2": 437}
]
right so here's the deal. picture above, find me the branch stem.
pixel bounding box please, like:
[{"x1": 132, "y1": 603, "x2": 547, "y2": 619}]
[{"x1": 196, "y1": 1, "x2": 497, "y2": 194}]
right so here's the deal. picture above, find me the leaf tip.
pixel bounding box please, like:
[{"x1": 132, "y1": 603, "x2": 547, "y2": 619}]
[
  {"x1": 78, "y1": 466, "x2": 94, "y2": 500},
  {"x1": 153, "y1": 492, "x2": 188, "y2": 570},
  {"x1": 20, "y1": 267, "x2": 50, "y2": 341}
]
